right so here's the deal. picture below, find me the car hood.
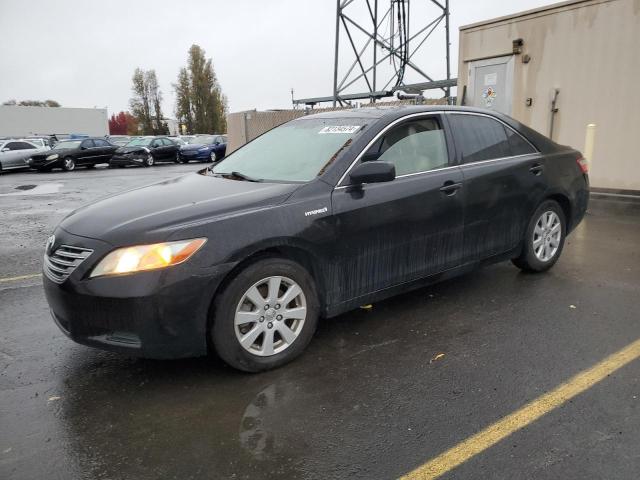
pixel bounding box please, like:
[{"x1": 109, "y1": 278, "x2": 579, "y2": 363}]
[
  {"x1": 117, "y1": 145, "x2": 149, "y2": 154},
  {"x1": 59, "y1": 172, "x2": 300, "y2": 246},
  {"x1": 180, "y1": 143, "x2": 209, "y2": 151},
  {"x1": 32, "y1": 148, "x2": 73, "y2": 159}
]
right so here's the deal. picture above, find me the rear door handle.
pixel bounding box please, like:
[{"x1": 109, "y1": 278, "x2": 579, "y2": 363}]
[
  {"x1": 529, "y1": 163, "x2": 544, "y2": 175},
  {"x1": 439, "y1": 181, "x2": 463, "y2": 196}
]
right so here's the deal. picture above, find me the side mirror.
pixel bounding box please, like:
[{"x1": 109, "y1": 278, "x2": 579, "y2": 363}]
[{"x1": 349, "y1": 161, "x2": 395, "y2": 184}]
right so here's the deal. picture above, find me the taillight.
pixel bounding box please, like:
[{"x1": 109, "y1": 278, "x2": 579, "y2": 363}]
[{"x1": 576, "y1": 156, "x2": 589, "y2": 174}]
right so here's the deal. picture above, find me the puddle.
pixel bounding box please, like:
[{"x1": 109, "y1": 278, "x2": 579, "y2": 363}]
[{"x1": 0, "y1": 183, "x2": 63, "y2": 196}]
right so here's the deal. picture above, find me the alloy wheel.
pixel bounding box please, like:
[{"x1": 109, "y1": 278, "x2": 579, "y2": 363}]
[
  {"x1": 63, "y1": 157, "x2": 75, "y2": 171},
  {"x1": 145, "y1": 154, "x2": 154, "y2": 166},
  {"x1": 234, "y1": 276, "x2": 307, "y2": 356},
  {"x1": 533, "y1": 210, "x2": 561, "y2": 262},
  {"x1": 210, "y1": 151, "x2": 217, "y2": 162}
]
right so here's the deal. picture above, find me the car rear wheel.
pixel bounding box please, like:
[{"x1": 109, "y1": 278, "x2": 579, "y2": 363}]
[
  {"x1": 211, "y1": 258, "x2": 319, "y2": 372},
  {"x1": 512, "y1": 199, "x2": 566, "y2": 272},
  {"x1": 62, "y1": 157, "x2": 75, "y2": 172},
  {"x1": 143, "y1": 154, "x2": 154, "y2": 167}
]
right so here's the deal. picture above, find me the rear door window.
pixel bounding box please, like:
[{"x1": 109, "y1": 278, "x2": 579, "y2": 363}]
[{"x1": 449, "y1": 114, "x2": 511, "y2": 163}]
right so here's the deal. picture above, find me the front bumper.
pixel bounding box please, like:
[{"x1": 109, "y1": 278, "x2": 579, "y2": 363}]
[
  {"x1": 43, "y1": 228, "x2": 234, "y2": 359},
  {"x1": 28, "y1": 156, "x2": 63, "y2": 170},
  {"x1": 110, "y1": 154, "x2": 146, "y2": 167},
  {"x1": 179, "y1": 150, "x2": 209, "y2": 161}
]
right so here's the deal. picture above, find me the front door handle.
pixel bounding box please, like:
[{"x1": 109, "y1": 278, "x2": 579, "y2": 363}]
[
  {"x1": 529, "y1": 163, "x2": 544, "y2": 175},
  {"x1": 439, "y1": 181, "x2": 463, "y2": 196}
]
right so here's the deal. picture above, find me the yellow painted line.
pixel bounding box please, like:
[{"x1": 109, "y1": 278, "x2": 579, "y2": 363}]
[
  {"x1": 401, "y1": 337, "x2": 640, "y2": 480},
  {"x1": 0, "y1": 273, "x2": 42, "y2": 283}
]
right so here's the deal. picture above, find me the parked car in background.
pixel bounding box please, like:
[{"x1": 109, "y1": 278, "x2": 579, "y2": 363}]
[
  {"x1": 108, "y1": 135, "x2": 132, "y2": 147},
  {"x1": 0, "y1": 139, "x2": 50, "y2": 173},
  {"x1": 178, "y1": 134, "x2": 227, "y2": 163},
  {"x1": 41, "y1": 106, "x2": 589, "y2": 372},
  {"x1": 24, "y1": 138, "x2": 52, "y2": 149},
  {"x1": 29, "y1": 137, "x2": 118, "y2": 172},
  {"x1": 169, "y1": 137, "x2": 187, "y2": 146},
  {"x1": 109, "y1": 136, "x2": 180, "y2": 167}
]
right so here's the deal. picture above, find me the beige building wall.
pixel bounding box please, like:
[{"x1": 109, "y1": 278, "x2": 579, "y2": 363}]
[
  {"x1": 0, "y1": 106, "x2": 108, "y2": 137},
  {"x1": 457, "y1": 0, "x2": 640, "y2": 190}
]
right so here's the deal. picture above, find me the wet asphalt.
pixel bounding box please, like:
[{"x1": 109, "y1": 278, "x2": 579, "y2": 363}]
[{"x1": 1, "y1": 164, "x2": 639, "y2": 480}]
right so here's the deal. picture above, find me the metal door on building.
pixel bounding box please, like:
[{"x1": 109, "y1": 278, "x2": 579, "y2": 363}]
[{"x1": 467, "y1": 55, "x2": 514, "y2": 115}]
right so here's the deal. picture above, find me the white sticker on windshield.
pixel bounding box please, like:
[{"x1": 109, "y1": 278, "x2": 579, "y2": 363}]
[{"x1": 318, "y1": 125, "x2": 361, "y2": 134}]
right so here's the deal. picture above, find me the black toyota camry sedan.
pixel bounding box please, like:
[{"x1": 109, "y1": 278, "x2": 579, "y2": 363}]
[{"x1": 43, "y1": 106, "x2": 589, "y2": 372}]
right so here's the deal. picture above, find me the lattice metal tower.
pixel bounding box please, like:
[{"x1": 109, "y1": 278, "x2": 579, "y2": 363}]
[{"x1": 294, "y1": 0, "x2": 454, "y2": 107}]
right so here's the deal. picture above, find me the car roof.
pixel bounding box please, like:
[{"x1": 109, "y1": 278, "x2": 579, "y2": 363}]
[
  {"x1": 300, "y1": 105, "x2": 558, "y2": 153},
  {"x1": 299, "y1": 104, "x2": 522, "y2": 119}
]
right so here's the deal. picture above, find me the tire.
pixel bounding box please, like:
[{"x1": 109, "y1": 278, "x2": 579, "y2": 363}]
[
  {"x1": 211, "y1": 258, "x2": 319, "y2": 372},
  {"x1": 174, "y1": 153, "x2": 181, "y2": 164},
  {"x1": 62, "y1": 157, "x2": 75, "y2": 172},
  {"x1": 143, "y1": 154, "x2": 154, "y2": 167},
  {"x1": 208, "y1": 151, "x2": 217, "y2": 163},
  {"x1": 512, "y1": 199, "x2": 566, "y2": 272}
]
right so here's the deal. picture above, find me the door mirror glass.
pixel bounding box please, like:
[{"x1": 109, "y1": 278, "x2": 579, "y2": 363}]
[{"x1": 350, "y1": 161, "x2": 395, "y2": 184}]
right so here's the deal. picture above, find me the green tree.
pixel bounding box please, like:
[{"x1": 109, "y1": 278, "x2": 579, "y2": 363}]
[
  {"x1": 129, "y1": 68, "x2": 166, "y2": 135},
  {"x1": 174, "y1": 67, "x2": 193, "y2": 133},
  {"x1": 174, "y1": 44, "x2": 227, "y2": 134}
]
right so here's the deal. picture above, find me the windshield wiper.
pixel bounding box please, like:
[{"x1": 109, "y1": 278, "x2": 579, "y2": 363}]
[{"x1": 211, "y1": 171, "x2": 263, "y2": 182}]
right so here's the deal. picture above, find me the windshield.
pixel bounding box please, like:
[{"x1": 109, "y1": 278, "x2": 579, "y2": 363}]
[
  {"x1": 53, "y1": 140, "x2": 81, "y2": 150},
  {"x1": 211, "y1": 118, "x2": 367, "y2": 182},
  {"x1": 126, "y1": 137, "x2": 153, "y2": 146},
  {"x1": 188, "y1": 135, "x2": 215, "y2": 144}
]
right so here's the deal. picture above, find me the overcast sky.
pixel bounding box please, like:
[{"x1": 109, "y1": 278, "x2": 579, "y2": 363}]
[{"x1": 0, "y1": 0, "x2": 552, "y2": 117}]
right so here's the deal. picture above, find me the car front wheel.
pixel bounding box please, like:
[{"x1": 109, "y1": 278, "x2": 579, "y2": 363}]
[
  {"x1": 211, "y1": 258, "x2": 319, "y2": 372},
  {"x1": 143, "y1": 154, "x2": 154, "y2": 167},
  {"x1": 209, "y1": 151, "x2": 217, "y2": 163},
  {"x1": 62, "y1": 157, "x2": 75, "y2": 172},
  {"x1": 512, "y1": 199, "x2": 566, "y2": 272}
]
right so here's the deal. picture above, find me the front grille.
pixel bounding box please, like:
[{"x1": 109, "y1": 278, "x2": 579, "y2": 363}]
[{"x1": 44, "y1": 245, "x2": 93, "y2": 284}]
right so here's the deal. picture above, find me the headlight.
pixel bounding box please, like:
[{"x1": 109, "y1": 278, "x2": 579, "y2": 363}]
[
  {"x1": 90, "y1": 238, "x2": 207, "y2": 278},
  {"x1": 46, "y1": 154, "x2": 59, "y2": 161}
]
